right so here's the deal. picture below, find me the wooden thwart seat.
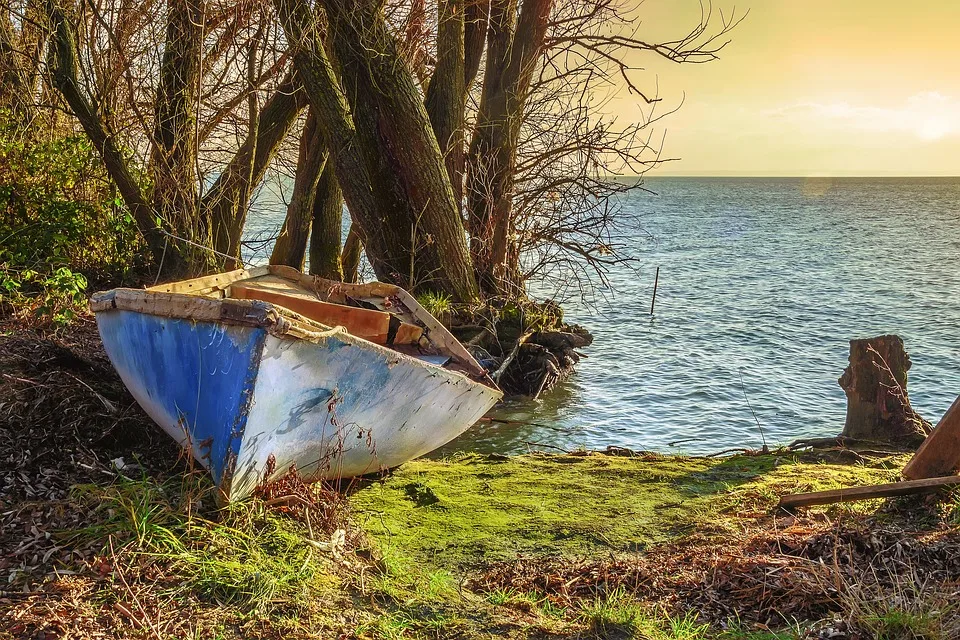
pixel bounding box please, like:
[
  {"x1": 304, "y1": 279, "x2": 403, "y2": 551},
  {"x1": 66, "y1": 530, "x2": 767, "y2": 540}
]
[{"x1": 231, "y1": 276, "x2": 423, "y2": 346}]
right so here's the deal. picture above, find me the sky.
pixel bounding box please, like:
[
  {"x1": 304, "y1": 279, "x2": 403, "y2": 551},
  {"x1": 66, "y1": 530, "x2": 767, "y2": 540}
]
[{"x1": 611, "y1": 0, "x2": 960, "y2": 176}]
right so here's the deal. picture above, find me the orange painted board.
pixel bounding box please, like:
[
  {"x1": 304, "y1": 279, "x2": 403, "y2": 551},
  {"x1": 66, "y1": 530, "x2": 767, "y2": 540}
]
[
  {"x1": 394, "y1": 322, "x2": 424, "y2": 345},
  {"x1": 232, "y1": 284, "x2": 390, "y2": 344}
]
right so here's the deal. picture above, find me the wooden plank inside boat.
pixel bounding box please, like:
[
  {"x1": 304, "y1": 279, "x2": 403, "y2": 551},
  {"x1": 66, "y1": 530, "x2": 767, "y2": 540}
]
[{"x1": 231, "y1": 278, "x2": 423, "y2": 346}]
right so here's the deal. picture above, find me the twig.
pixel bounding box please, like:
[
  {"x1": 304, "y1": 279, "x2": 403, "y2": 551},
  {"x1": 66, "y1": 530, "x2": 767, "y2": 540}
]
[
  {"x1": 108, "y1": 537, "x2": 162, "y2": 640},
  {"x1": 705, "y1": 447, "x2": 754, "y2": 458},
  {"x1": 492, "y1": 331, "x2": 535, "y2": 382},
  {"x1": 739, "y1": 369, "x2": 769, "y2": 453},
  {"x1": 523, "y1": 441, "x2": 569, "y2": 453}
]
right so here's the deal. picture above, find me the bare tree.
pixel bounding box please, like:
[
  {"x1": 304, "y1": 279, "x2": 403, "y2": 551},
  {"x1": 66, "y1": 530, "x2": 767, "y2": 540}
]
[
  {"x1": 21, "y1": 0, "x2": 742, "y2": 304},
  {"x1": 42, "y1": 0, "x2": 302, "y2": 276},
  {"x1": 465, "y1": 0, "x2": 745, "y2": 298}
]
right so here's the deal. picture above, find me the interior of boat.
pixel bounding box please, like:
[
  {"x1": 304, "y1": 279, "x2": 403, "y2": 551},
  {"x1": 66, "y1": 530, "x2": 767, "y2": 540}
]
[{"x1": 146, "y1": 265, "x2": 490, "y2": 381}]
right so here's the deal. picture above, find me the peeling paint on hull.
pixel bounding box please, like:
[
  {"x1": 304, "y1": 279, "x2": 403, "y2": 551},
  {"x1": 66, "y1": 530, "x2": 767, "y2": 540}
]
[{"x1": 231, "y1": 334, "x2": 501, "y2": 499}]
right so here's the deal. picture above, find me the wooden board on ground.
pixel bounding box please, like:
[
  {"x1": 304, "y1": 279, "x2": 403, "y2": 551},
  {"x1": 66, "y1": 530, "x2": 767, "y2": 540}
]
[
  {"x1": 778, "y1": 475, "x2": 960, "y2": 510},
  {"x1": 902, "y1": 395, "x2": 960, "y2": 480}
]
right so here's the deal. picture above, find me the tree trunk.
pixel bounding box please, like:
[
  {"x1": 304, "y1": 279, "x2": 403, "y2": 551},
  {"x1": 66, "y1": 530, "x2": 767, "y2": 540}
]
[
  {"x1": 0, "y1": 8, "x2": 29, "y2": 119},
  {"x1": 1, "y1": 1, "x2": 48, "y2": 124},
  {"x1": 425, "y1": 0, "x2": 467, "y2": 208},
  {"x1": 150, "y1": 0, "x2": 208, "y2": 275},
  {"x1": 46, "y1": 4, "x2": 176, "y2": 271},
  {"x1": 308, "y1": 161, "x2": 343, "y2": 279},
  {"x1": 838, "y1": 334, "x2": 931, "y2": 445},
  {"x1": 203, "y1": 71, "x2": 307, "y2": 262},
  {"x1": 340, "y1": 223, "x2": 362, "y2": 283},
  {"x1": 274, "y1": 0, "x2": 417, "y2": 287},
  {"x1": 270, "y1": 110, "x2": 327, "y2": 269},
  {"x1": 466, "y1": 0, "x2": 551, "y2": 296},
  {"x1": 278, "y1": 0, "x2": 479, "y2": 300},
  {"x1": 463, "y1": 0, "x2": 489, "y2": 88},
  {"x1": 320, "y1": 0, "x2": 479, "y2": 300}
]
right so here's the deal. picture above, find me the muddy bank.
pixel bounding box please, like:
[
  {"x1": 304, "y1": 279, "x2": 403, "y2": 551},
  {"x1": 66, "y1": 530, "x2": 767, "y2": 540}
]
[{"x1": 449, "y1": 299, "x2": 593, "y2": 398}]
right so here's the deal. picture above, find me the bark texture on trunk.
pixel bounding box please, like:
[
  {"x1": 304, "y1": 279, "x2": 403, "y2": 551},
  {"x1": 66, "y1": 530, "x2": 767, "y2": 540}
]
[
  {"x1": 150, "y1": 0, "x2": 208, "y2": 274},
  {"x1": 463, "y1": 0, "x2": 489, "y2": 88},
  {"x1": 340, "y1": 223, "x2": 362, "y2": 283},
  {"x1": 425, "y1": 0, "x2": 467, "y2": 208},
  {"x1": 47, "y1": 5, "x2": 175, "y2": 270},
  {"x1": 1, "y1": 1, "x2": 48, "y2": 123},
  {"x1": 270, "y1": 110, "x2": 328, "y2": 269},
  {"x1": 321, "y1": 0, "x2": 479, "y2": 300},
  {"x1": 466, "y1": 0, "x2": 551, "y2": 295},
  {"x1": 278, "y1": 0, "x2": 479, "y2": 300},
  {"x1": 308, "y1": 160, "x2": 343, "y2": 279},
  {"x1": 839, "y1": 334, "x2": 931, "y2": 445},
  {"x1": 274, "y1": 0, "x2": 414, "y2": 287}
]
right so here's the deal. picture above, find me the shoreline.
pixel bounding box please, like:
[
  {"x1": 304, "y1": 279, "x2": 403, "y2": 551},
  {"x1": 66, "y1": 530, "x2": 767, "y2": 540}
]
[{"x1": 3, "y1": 318, "x2": 958, "y2": 639}]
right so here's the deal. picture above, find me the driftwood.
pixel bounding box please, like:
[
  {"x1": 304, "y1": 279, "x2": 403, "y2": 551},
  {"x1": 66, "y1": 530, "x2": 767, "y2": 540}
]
[
  {"x1": 491, "y1": 331, "x2": 534, "y2": 382},
  {"x1": 786, "y1": 436, "x2": 902, "y2": 452},
  {"x1": 903, "y1": 396, "x2": 960, "y2": 480}
]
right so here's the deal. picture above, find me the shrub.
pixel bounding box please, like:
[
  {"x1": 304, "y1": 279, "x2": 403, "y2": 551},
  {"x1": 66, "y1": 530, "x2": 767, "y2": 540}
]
[{"x1": 0, "y1": 111, "x2": 145, "y2": 325}]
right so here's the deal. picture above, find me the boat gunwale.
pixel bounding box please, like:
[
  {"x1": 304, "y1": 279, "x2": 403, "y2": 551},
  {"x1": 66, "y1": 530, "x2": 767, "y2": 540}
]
[
  {"x1": 89, "y1": 287, "x2": 502, "y2": 397},
  {"x1": 141, "y1": 265, "x2": 491, "y2": 381}
]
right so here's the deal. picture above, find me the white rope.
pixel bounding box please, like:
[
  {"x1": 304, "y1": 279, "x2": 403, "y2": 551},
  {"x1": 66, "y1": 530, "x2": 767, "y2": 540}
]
[{"x1": 154, "y1": 236, "x2": 168, "y2": 286}]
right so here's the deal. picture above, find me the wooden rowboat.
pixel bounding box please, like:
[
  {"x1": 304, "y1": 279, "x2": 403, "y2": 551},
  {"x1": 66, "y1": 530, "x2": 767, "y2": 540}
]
[{"x1": 90, "y1": 265, "x2": 502, "y2": 501}]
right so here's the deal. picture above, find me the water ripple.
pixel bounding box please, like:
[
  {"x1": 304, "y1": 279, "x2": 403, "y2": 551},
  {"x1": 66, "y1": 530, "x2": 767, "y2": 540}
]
[{"x1": 438, "y1": 177, "x2": 960, "y2": 456}]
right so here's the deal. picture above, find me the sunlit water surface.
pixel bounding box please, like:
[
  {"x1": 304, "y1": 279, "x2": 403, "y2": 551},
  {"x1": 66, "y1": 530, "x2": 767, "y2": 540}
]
[{"x1": 247, "y1": 178, "x2": 960, "y2": 455}]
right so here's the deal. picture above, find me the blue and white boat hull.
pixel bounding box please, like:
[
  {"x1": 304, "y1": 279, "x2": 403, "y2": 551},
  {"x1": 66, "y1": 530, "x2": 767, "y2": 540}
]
[{"x1": 91, "y1": 274, "x2": 501, "y2": 501}]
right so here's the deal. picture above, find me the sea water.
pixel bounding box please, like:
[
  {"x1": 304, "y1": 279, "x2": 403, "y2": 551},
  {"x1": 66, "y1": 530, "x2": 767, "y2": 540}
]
[{"x1": 248, "y1": 177, "x2": 960, "y2": 454}]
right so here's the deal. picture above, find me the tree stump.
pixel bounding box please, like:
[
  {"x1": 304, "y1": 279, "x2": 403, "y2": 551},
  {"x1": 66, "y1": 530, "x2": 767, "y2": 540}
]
[{"x1": 838, "y1": 334, "x2": 931, "y2": 446}]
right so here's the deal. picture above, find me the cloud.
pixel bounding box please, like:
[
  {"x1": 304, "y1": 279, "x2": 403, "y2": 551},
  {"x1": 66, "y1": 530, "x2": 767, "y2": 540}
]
[{"x1": 766, "y1": 92, "x2": 959, "y2": 141}]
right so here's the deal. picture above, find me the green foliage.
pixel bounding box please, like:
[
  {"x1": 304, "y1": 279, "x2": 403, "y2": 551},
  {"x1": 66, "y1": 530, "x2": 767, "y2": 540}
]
[
  {"x1": 0, "y1": 266, "x2": 88, "y2": 326},
  {"x1": 416, "y1": 290, "x2": 452, "y2": 318},
  {"x1": 579, "y1": 590, "x2": 710, "y2": 639},
  {"x1": 0, "y1": 111, "x2": 144, "y2": 324}
]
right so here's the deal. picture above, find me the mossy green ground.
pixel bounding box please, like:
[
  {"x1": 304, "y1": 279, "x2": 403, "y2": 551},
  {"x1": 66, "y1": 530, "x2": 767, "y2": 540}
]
[
  {"x1": 351, "y1": 451, "x2": 905, "y2": 569},
  {"x1": 6, "y1": 450, "x2": 917, "y2": 640}
]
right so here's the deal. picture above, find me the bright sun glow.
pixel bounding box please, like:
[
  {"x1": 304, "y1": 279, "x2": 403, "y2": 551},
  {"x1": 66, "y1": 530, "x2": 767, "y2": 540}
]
[
  {"x1": 915, "y1": 116, "x2": 954, "y2": 141},
  {"x1": 768, "y1": 92, "x2": 959, "y2": 143}
]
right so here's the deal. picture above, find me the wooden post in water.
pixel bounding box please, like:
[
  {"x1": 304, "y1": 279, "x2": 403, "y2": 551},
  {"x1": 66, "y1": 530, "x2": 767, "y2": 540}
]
[{"x1": 650, "y1": 266, "x2": 660, "y2": 315}]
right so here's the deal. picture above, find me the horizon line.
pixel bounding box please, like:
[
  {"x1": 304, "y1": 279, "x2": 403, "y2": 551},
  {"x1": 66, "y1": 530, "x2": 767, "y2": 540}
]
[{"x1": 609, "y1": 172, "x2": 960, "y2": 179}]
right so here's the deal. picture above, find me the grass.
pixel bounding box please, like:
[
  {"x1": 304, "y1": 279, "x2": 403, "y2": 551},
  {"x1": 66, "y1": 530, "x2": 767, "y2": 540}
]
[
  {"x1": 6, "y1": 447, "x2": 948, "y2": 640},
  {"x1": 836, "y1": 566, "x2": 960, "y2": 640},
  {"x1": 415, "y1": 291, "x2": 452, "y2": 318},
  {"x1": 578, "y1": 589, "x2": 712, "y2": 639},
  {"x1": 61, "y1": 471, "x2": 347, "y2": 635},
  {"x1": 350, "y1": 451, "x2": 906, "y2": 569}
]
